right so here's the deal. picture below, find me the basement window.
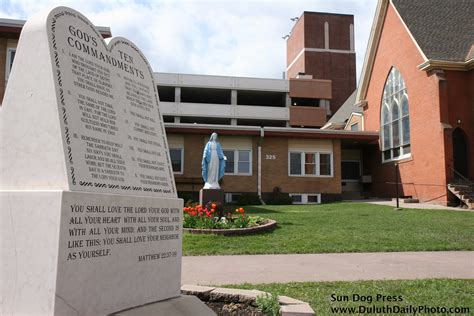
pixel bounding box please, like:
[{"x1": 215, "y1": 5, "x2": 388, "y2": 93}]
[{"x1": 289, "y1": 193, "x2": 321, "y2": 204}]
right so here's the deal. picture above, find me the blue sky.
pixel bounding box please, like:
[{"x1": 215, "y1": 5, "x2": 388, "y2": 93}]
[{"x1": 1, "y1": 0, "x2": 378, "y2": 81}]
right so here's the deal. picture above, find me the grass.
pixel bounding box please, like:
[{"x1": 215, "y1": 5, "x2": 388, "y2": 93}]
[
  {"x1": 183, "y1": 202, "x2": 474, "y2": 256},
  {"x1": 225, "y1": 279, "x2": 474, "y2": 315}
]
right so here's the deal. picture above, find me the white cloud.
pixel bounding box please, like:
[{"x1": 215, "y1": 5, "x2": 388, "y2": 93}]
[{"x1": 1, "y1": 0, "x2": 377, "y2": 81}]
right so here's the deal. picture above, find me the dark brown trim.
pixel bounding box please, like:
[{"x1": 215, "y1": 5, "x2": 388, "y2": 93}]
[
  {"x1": 165, "y1": 127, "x2": 261, "y2": 136},
  {"x1": 264, "y1": 130, "x2": 379, "y2": 141},
  {"x1": 0, "y1": 26, "x2": 22, "y2": 34}
]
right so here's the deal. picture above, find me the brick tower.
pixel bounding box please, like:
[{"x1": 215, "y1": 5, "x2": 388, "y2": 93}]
[{"x1": 286, "y1": 11, "x2": 356, "y2": 114}]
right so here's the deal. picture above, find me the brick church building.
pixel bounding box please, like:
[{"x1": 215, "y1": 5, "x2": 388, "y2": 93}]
[{"x1": 356, "y1": 0, "x2": 473, "y2": 206}]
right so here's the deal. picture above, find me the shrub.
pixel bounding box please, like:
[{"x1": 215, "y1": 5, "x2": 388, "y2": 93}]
[
  {"x1": 178, "y1": 192, "x2": 198, "y2": 205},
  {"x1": 267, "y1": 187, "x2": 292, "y2": 205},
  {"x1": 256, "y1": 293, "x2": 280, "y2": 316},
  {"x1": 237, "y1": 193, "x2": 262, "y2": 206}
]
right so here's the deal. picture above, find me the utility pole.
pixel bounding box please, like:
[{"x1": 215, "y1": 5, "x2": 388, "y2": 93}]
[{"x1": 395, "y1": 162, "x2": 400, "y2": 210}]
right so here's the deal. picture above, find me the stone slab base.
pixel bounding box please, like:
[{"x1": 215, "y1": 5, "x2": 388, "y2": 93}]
[
  {"x1": 181, "y1": 285, "x2": 315, "y2": 316},
  {"x1": 112, "y1": 295, "x2": 215, "y2": 316},
  {"x1": 199, "y1": 189, "x2": 224, "y2": 206},
  {"x1": 1, "y1": 191, "x2": 182, "y2": 315}
]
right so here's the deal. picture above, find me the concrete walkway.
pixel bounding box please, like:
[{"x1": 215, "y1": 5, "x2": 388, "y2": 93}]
[
  {"x1": 363, "y1": 199, "x2": 471, "y2": 211},
  {"x1": 182, "y1": 251, "x2": 474, "y2": 285}
]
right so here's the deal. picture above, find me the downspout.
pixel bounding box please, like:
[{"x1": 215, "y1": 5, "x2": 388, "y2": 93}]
[{"x1": 258, "y1": 127, "x2": 266, "y2": 205}]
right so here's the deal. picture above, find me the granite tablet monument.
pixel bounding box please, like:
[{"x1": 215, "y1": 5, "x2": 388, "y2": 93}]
[{"x1": 0, "y1": 7, "x2": 207, "y2": 315}]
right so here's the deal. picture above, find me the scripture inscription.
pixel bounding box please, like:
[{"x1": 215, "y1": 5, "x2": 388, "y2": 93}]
[
  {"x1": 49, "y1": 9, "x2": 175, "y2": 197},
  {"x1": 65, "y1": 202, "x2": 180, "y2": 262},
  {"x1": 57, "y1": 190, "x2": 182, "y2": 314}
]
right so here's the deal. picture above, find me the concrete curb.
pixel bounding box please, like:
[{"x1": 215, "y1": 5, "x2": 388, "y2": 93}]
[
  {"x1": 183, "y1": 219, "x2": 277, "y2": 236},
  {"x1": 181, "y1": 284, "x2": 315, "y2": 316}
]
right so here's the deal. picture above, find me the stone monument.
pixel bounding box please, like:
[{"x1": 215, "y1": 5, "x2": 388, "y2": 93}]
[
  {"x1": 0, "y1": 7, "x2": 212, "y2": 315},
  {"x1": 200, "y1": 132, "x2": 225, "y2": 206}
]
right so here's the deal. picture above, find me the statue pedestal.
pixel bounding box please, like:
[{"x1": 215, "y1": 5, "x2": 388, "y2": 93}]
[{"x1": 199, "y1": 189, "x2": 224, "y2": 206}]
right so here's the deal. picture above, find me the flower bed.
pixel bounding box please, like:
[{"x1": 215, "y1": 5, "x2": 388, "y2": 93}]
[{"x1": 183, "y1": 202, "x2": 276, "y2": 236}]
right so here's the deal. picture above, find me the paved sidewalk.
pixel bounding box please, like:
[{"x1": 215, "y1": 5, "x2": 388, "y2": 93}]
[
  {"x1": 363, "y1": 199, "x2": 471, "y2": 211},
  {"x1": 182, "y1": 251, "x2": 474, "y2": 285}
]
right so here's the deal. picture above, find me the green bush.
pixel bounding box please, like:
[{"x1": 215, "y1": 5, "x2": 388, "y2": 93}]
[
  {"x1": 237, "y1": 193, "x2": 262, "y2": 206},
  {"x1": 178, "y1": 192, "x2": 198, "y2": 205},
  {"x1": 267, "y1": 187, "x2": 292, "y2": 205},
  {"x1": 256, "y1": 293, "x2": 280, "y2": 316}
]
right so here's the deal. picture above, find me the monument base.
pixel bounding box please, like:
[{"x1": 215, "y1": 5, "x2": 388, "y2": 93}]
[
  {"x1": 113, "y1": 295, "x2": 215, "y2": 316},
  {"x1": 1, "y1": 190, "x2": 183, "y2": 316},
  {"x1": 199, "y1": 189, "x2": 224, "y2": 206}
]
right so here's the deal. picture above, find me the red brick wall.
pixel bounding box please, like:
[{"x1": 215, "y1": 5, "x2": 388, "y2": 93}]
[
  {"x1": 442, "y1": 70, "x2": 474, "y2": 180},
  {"x1": 303, "y1": 13, "x2": 325, "y2": 49},
  {"x1": 327, "y1": 14, "x2": 352, "y2": 51},
  {"x1": 286, "y1": 12, "x2": 356, "y2": 113},
  {"x1": 173, "y1": 133, "x2": 342, "y2": 197},
  {"x1": 261, "y1": 137, "x2": 341, "y2": 194},
  {"x1": 287, "y1": 15, "x2": 305, "y2": 66},
  {"x1": 289, "y1": 106, "x2": 327, "y2": 127},
  {"x1": 289, "y1": 78, "x2": 332, "y2": 99},
  {"x1": 363, "y1": 4, "x2": 450, "y2": 204},
  {"x1": 303, "y1": 52, "x2": 356, "y2": 113}
]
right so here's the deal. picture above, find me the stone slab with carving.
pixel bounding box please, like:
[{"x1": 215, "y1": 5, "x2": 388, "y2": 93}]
[{"x1": 0, "y1": 7, "x2": 187, "y2": 316}]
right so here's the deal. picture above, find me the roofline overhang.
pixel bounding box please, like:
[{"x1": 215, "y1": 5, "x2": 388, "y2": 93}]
[
  {"x1": 356, "y1": 0, "x2": 430, "y2": 105},
  {"x1": 165, "y1": 123, "x2": 261, "y2": 136},
  {"x1": 418, "y1": 59, "x2": 474, "y2": 71},
  {"x1": 321, "y1": 122, "x2": 345, "y2": 130},
  {"x1": 355, "y1": 0, "x2": 389, "y2": 106},
  {"x1": 164, "y1": 123, "x2": 379, "y2": 142}
]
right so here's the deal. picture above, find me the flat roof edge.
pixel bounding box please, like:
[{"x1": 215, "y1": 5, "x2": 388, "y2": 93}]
[{"x1": 164, "y1": 123, "x2": 379, "y2": 140}]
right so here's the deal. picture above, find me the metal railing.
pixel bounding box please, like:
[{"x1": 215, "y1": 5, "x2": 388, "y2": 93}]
[
  {"x1": 450, "y1": 168, "x2": 473, "y2": 187},
  {"x1": 449, "y1": 168, "x2": 474, "y2": 205}
]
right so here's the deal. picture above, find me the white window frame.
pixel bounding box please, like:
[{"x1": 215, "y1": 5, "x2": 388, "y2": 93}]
[
  {"x1": 350, "y1": 122, "x2": 359, "y2": 131},
  {"x1": 289, "y1": 193, "x2": 321, "y2": 204},
  {"x1": 344, "y1": 112, "x2": 364, "y2": 131},
  {"x1": 5, "y1": 48, "x2": 16, "y2": 82},
  {"x1": 223, "y1": 149, "x2": 252, "y2": 176},
  {"x1": 288, "y1": 151, "x2": 333, "y2": 177},
  {"x1": 169, "y1": 148, "x2": 184, "y2": 174}
]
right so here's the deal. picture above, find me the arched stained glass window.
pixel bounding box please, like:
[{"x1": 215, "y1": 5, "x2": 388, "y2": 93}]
[{"x1": 381, "y1": 67, "x2": 410, "y2": 161}]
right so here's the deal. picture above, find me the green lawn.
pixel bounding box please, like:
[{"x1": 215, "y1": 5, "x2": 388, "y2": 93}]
[
  {"x1": 183, "y1": 202, "x2": 474, "y2": 256},
  {"x1": 225, "y1": 279, "x2": 474, "y2": 316}
]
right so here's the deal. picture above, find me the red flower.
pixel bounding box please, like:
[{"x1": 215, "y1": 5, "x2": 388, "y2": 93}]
[
  {"x1": 239, "y1": 208, "x2": 245, "y2": 213},
  {"x1": 211, "y1": 203, "x2": 217, "y2": 209}
]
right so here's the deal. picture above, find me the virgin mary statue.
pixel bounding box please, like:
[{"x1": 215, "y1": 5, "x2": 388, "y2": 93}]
[{"x1": 201, "y1": 133, "x2": 226, "y2": 189}]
